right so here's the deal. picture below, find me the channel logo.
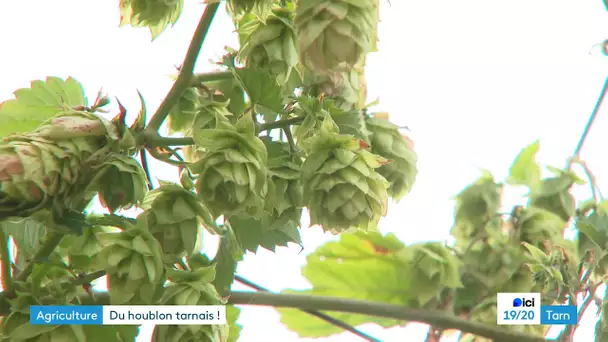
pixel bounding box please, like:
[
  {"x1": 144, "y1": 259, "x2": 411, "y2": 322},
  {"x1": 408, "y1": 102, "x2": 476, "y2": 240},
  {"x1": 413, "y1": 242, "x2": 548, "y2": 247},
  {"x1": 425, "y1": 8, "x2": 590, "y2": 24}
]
[{"x1": 512, "y1": 297, "x2": 535, "y2": 308}]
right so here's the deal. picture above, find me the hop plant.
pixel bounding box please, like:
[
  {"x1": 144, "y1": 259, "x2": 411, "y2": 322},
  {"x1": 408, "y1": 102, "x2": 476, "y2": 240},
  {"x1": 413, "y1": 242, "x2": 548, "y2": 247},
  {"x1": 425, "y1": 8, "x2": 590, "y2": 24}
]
[
  {"x1": 295, "y1": 0, "x2": 378, "y2": 73},
  {"x1": 86, "y1": 153, "x2": 148, "y2": 213},
  {"x1": 96, "y1": 215, "x2": 164, "y2": 305},
  {"x1": 238, "y1": 8, "x2": 299, "y2": 84},
  {"x1": 263, "y1": 138, "x2": 303, "y2": 230},
  {"x1": 301, "y1": 118, "x2": 389, "y2": 233},
  {"x1": 152, "y1": 268, "x2": 228, "y2": 342},
  {"x1": 365, "y1": 113, "x2": 418, "y2": 201},
  {"x1": 120, "y1": 0, "x2": 184, "y2": 38},
  {"x1": 142, "y1": 184, "x2": 217, "y2": 263},
  {"x1": 191, "y1": 115, "x2": 268, "y2": 218},
  {"x1": 0, "y1": 110, "x2": 120, "y2": 219}
]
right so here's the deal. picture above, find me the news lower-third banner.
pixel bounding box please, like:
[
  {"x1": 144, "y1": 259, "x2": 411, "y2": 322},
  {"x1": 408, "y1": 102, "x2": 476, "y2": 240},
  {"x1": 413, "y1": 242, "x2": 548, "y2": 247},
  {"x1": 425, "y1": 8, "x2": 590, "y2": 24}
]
[{"x1": 30, "y1": 305, "x2": 227, "y2": 325}]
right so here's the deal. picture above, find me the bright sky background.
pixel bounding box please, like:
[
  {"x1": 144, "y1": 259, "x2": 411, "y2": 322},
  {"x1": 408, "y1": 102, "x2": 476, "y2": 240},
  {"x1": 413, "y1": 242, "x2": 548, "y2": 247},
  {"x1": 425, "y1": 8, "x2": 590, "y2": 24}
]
[{"x1": 1, "y1": 0, "x2": 608, "y2": 341}]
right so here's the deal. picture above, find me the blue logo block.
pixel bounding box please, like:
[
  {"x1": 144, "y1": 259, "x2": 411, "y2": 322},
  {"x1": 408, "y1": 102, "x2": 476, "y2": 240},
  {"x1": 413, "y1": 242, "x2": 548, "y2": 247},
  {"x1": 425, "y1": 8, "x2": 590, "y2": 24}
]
[
  {"x1": 513, "y1": 298, "x2": 522, "y2": 307},
  {"x1": 540, "y1": 305, "x2": 577, "y2": 325},
  {"x1": 30, "y1": 305, "x2": 103, "y2": 325}
]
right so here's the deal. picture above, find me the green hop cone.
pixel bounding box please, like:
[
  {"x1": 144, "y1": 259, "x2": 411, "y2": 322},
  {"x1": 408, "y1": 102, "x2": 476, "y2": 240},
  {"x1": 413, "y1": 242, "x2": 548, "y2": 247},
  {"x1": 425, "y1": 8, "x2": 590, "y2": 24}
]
[
  {"x1": 228, "y1": 0, "x2": 271, "y2": 14},
  {"x1": 120, "y1": 0, "x2": 184, "y2": 38},
  {"x1": 365, "y1": 114, "x2": 418, "y2": 201},
  {"x1": 238, "y1": 9, "x2": 299, "y2": 84},
  {"x1": 86, "y1": 154, "x2": 148, "y2": 213},
  {"x1": 142, "y1": 184, "x2": 217, "y2": 263},
  {"x1": 263, "y1": 138, "x2": 303, "y2": 230},
  {"x1": 96, "y1": 215, "x2": 164, "y2": 305},
  {"x1": 0, "y1": 110, "x2": 120, "y2": 219},
  {"x1": 7, "y1": 324, "x2": 89, "y2": 342},
  {"x1": 167, "y1": 87, "x2": 202, "y2": 134},
  {"x1": 295, "y1": 0, "x2": 378, "y2": 73},
  {"x1": 301, "y1": 118, "x2": 389, "y2": 233},
  {"x1": 191, "y1": 115, "x2": 269, "y2": 218},
  {"x1": 303, "y1": 68, "x2": 366, "y2": 110},
  {"x1": 68, "y1": 225, "x2": 116, "y2": 271},
  {"x1": 192, "y1": 98, "x2": 233, "y2": 131},
  {"x1": 152, "y1": 268, "x2": 229, "y2": 342}
]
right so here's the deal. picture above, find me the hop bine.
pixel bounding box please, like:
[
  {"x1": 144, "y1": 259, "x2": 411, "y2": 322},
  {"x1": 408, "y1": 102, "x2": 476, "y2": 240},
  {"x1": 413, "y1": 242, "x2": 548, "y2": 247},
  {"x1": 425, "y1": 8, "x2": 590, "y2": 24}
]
[
  {"x1": 301, "y1": 118, "x2": 389, "y2": 233},
  {"x1": 366, "y1": 113, "x2": 418, "y2": 201},
  {"x1": 0, "y1": 109, "x2": 123, "y2": 220},
  {"x1": 295, "y1": 0, "x2": 378, "y2": 73}
]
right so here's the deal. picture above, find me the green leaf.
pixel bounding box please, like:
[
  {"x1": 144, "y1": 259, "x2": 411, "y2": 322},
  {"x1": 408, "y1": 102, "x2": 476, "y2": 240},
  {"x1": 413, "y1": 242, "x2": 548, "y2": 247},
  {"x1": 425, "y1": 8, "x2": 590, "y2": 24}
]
[
  {"x1": 278, "y1": 232, "x2": 417, "y2": 337},
  {"x1": 226, "y1": 305, "x2": 242, "y2": 342},
  {"x1": 508, "y1": 140, "x2": 541, "y2": 188},
  {"x1": 521, "y1": 242, "x2": 550, "y2": 263},
  {"x1": 2, "y1": 218, "x2": 46, "y2": 271},
  {"x1": 278, "y1": 292, "x2": 400, "y2": 338},
  {"x1": 231, "y1": 67, "x2": 285, "y2": 113},
  {"x1": 212, "y1": 231, "x2": 243, "y2": 297},
  {"x1": 0, "y1": 77, "x2": 87, "y2": 138},
  {"x1": 229, "y1": 215, "x2": 302, "y2": 253}
]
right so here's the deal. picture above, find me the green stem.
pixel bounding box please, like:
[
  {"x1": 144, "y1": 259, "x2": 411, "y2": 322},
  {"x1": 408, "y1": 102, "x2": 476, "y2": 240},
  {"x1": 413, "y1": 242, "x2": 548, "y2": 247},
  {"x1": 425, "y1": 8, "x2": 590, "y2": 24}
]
[
  {"x1": 145, "y1": 134, "x2": 195, "y2": 147},
  {"x1": 194, "y1": 71, "x2": 234, "y2": 84},
  {"x1": 146, "y1": 3, "x2": 220, "y2": 132},
  {"x1": 0, "y1": 231, "x2": 12, "y2": 293},
  {"x1": 15, "y1": 232, "x2": 63, "y2": 283},
  {"x1": 259, "y1": 116, "x2": 305, "y2": 132},
  {"x1": 228, "y1": 291, "x2": 547, "y2": 342}
]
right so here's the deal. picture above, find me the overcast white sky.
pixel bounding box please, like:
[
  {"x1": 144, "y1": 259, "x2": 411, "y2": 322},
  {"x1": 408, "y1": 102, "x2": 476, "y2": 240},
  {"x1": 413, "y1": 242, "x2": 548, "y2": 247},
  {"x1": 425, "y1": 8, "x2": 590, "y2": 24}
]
[{"x1": 1, "y1": 0, "x2": 608, "y2": 341}]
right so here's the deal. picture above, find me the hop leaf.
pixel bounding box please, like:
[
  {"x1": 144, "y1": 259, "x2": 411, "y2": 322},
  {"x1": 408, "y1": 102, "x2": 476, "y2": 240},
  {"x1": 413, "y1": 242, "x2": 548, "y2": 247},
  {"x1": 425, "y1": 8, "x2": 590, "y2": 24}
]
[
  {"x1": 119, "y1": 0, "x2": 184, "y2": 39},
  {"x1": 301, "y1": 119, "x2": 389, "y2": 233},
  {"x1": 366, "y1": 115, "x2": 418, "y2": 201},
  {"x1": 295, "y1": 0, "x2": 379, "y2": 73},
  {"x1": 191, "y1": 117, "x2": 269, "y2": 218},
  {"x1": 0, "y1": 77, "x2": 88, "y2": 138},
  {"x1": 0, "y1": 110, "x2": 121, "y2": 219},
  {"x1": 238, "y1": 8, "x2": 299, "y2": 84}
]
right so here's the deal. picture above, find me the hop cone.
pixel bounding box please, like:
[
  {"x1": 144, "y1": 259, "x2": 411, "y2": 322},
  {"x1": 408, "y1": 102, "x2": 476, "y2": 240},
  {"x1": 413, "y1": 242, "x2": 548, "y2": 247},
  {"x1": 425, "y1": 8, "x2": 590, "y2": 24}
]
[
  {"x1": 303, "y1": 69, "x2": 366, "y2": 110},
  {"x1": 96, "y1": 215, "x2": 164, "y2": 305},
  {"x1": 152, "y1": 268, "x2": 228, "y2": 342},
  {"x1": 295, "y1": 0, "x2": 378, "y2": 73},
  {"x1": 120, "y1": 0, "x2": 184, "y2": 34},
  {"x1": 0, "y1": 110, "x2": 120, "y2": 219},
  {"x1": 86, "y1": 154, "x2": 148, "y2": 213},
  {"x1": 301, "y1": 119, "x2": 389, "y2": 233},
  {"x1": 238, "y1": 9, "x2": 299, "y2": 84},
  {"x1": 191, "y1": 116, "x2": 268, "y2": 218},
  {"x1": 263, "y1": 138, "x2": 303, "y2": 230},
  {"x1": 167, "y1": 87, "x2": 202, "y2": 134},
  {"x1": 228, "y1": 0, "x2": 270, "y2": 13},
  {"x1": 365, "y1": 114, "x2": 417, "y2": 201},
  {"x1": 142, "y1": 184, "x2": 217, "y2": 263}
]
